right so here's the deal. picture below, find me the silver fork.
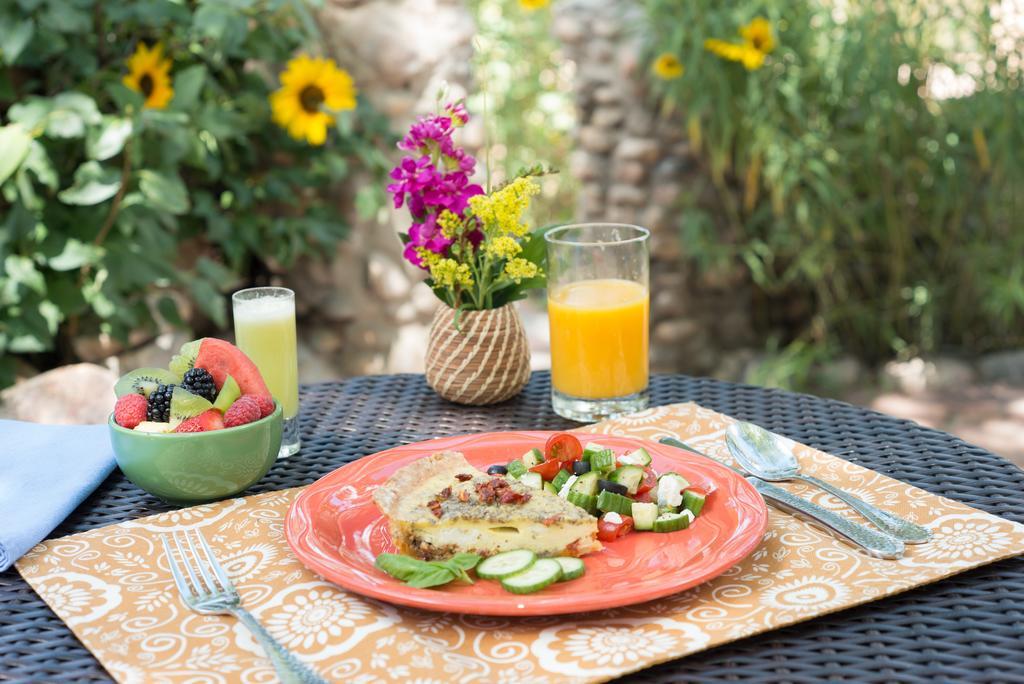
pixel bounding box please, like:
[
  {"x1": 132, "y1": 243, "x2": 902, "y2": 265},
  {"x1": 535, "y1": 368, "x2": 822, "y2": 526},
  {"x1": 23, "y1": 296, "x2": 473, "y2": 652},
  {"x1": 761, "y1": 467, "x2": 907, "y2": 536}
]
[{"x1": 162, "y1": 530, "x2": 328, "y2": 684}]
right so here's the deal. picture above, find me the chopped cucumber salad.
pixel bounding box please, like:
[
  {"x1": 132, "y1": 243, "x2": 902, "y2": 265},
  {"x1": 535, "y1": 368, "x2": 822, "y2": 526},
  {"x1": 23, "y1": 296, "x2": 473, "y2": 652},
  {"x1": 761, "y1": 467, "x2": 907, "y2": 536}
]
[{"x1": 490, "y1": 434, "x2": 715, "y2": 544}]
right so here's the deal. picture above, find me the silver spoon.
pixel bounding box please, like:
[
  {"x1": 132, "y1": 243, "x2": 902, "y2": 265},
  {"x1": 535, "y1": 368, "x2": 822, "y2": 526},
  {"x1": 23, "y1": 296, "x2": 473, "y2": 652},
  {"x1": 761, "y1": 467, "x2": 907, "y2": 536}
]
[{"x1": 726, "y1": 422, "x2": 932, "y2": 544}]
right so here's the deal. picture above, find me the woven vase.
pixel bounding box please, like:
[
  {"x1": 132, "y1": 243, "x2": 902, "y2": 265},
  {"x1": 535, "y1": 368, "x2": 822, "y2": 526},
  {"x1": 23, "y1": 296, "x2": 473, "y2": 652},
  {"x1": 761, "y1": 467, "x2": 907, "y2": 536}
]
[{"x1": 425, "y1": 304, "x2": 531, "y2": 405}]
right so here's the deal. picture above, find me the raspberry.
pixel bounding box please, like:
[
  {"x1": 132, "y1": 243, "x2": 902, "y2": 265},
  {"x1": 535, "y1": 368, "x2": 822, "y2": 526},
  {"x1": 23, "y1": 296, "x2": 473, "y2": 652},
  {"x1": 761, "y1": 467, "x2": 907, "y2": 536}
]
[
  {"x1": 252, "y1": 394, "x2": 275, "y2": 418},
  {"x1": 114, "y1": 394, "x2": 148, "y2": 429},
  {"x1": 224, "y1": 396, "x2": 262, "y2": 428}
]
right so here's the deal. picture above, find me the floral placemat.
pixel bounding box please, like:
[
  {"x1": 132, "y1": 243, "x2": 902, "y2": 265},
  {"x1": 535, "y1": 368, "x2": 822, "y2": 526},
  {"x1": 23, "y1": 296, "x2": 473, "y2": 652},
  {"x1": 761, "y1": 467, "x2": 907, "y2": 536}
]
[{"x1": 17, "y1": 403, "x2": 1024, "y2": 683}]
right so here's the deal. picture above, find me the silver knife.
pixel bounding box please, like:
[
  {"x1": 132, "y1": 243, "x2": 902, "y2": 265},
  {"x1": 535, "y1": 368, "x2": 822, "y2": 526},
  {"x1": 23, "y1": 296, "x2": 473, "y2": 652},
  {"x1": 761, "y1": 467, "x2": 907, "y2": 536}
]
[{"x1": 659, "y1": 437, "x2": 905, "y2": 559}]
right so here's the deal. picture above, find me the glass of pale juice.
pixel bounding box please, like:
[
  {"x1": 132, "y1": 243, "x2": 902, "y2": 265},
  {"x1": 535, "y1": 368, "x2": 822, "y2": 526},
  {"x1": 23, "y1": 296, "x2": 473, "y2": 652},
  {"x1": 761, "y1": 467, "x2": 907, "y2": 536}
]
[
  {"x1": 544, "y1": 224, "x2": 650, "y2": 422},
  {"x1": 231, "y1": 287, "x2": 300, "y2": 458}
]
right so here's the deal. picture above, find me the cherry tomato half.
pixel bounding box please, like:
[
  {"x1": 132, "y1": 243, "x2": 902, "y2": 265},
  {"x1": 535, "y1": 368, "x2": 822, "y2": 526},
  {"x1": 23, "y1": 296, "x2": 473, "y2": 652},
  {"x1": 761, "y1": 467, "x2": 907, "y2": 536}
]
[
  {"x1": 635, "y1": 468, "x2": 658, "y2": 495},
  {"x1": 545, "y1": 433, "x2": 583, "y2": 463},
  {"x1": 529, "y1": 459, "x2": 563, "y2": 481},
  {"x1": 597, "y1": 515, "x2": 634, "y2": 542}
]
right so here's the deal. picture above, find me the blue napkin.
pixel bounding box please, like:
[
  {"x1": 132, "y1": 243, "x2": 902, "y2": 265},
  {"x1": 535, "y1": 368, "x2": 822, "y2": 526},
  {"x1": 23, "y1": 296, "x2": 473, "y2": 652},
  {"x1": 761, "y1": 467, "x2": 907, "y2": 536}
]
[{"x1": 0, "y1": 420, "x2": 115, "y2": 572}]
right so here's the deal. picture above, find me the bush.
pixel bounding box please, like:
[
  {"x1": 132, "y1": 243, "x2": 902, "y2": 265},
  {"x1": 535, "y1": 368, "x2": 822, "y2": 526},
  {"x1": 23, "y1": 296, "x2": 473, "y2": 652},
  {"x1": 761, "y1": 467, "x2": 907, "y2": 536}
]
[
  {"x1": 645, "y1": 0, "x2": 1023, "y2": 366},
  {"x1": 0, "y1": 0, "x2": 391, "y2": 386}
]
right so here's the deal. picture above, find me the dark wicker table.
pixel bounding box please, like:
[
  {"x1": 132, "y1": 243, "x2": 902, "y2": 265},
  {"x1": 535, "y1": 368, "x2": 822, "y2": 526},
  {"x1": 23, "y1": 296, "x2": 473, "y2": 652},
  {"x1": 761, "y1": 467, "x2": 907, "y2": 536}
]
[{"x1": 3, "y1": 372, "x2": 1024, "y2": 683}]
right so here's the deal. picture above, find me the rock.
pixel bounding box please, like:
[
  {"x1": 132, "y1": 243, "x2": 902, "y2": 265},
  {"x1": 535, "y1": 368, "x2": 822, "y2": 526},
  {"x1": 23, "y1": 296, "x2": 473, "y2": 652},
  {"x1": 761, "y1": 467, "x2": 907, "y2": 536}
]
[
  {"x1": 387, "y1": 322, "x2": 430, "y2": 373},
  {"x1": 608, "y1": 183, "x2": 647, "y2": 206},
  {"x1": 882, "y1": 356, "x2": 976, "y2": 394},
  {"x1": 367, "y1": 251, "x2": 412, "y2": 301},
  {"x1": 593, "y1": 86, "x2": 621, "y2": 104},
  {"x1": 570, "y1": 150, "x2": 603, "y2": 182},
  {"x1": 615, "y1": 137, "x2": 659, "y2": 163},
  {"x1": 592, "y1": 18, "x2": 619, "y2": 38},
  {"x1": 651, "y1": 181, "x2": 682, "y2": 206},
  {"x1": 930, "y1": 356, "x2": 977, "y2": 389},
  {"x1": 592, "y1": 107, "x2": 624, "y2": 129},
  {"x1": 552, "y1": 14, "x2": 585, "y2": 43},
  {"x1": 979, "y1": 350, "x2": 1024, "y2": 385},
  {"x1": 613, "y1": 160, "x2": 646, "y2": 184},
  {"x1": 653, "y1": 319, "x2": 700, "y2": 346},
  {"x1": 296, "y1": 340, "x2": 345, "y2": 384},
  {"x1": 0, "y1": 363, "x2": 117, "y2": 424},
  {"x1": 579, "y1": 125, "x2": 615, "y2": 153}
]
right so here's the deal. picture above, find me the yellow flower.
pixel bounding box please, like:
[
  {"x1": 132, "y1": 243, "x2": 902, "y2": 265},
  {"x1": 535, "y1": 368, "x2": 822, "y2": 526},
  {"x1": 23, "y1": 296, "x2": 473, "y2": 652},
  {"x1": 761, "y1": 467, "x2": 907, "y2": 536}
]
[
  {"x1": 518, "y1": 0, "x2": 549, "y2": 10},
  {"x1": 270, "y1": 55, "x2": 357, "y2": 146},
  {"x1": 468, "y1": 177, "x2": 540, "y2": 238},
  {"x1": 704, "y1": 18, "x2": 775, "y2": 71},
  {"x1": 437, "y1": 210, "x2": 464, "y2": 240},
  {"x1": 740, "y1": 17, "x2": 775, "y2": 55},
  {"x1": 428, "y1": 257, "x2": 474, "y2": 289},
  {"x1": 484, "y1": 235, "x2": 523, "y2": 260},
  {"x1": 652, "y1": 53, "x2": 684, "y2": 80},
  {"x1": 122, "y1": 43, "x2": 173, "y2": 110},
  {"x1": 504, "y1": 258, "x2": 539, "y2": 284}
]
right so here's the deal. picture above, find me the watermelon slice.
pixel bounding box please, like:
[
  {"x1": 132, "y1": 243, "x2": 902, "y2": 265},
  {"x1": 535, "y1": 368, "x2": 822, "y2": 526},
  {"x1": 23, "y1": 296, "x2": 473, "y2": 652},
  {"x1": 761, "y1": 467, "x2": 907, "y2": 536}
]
[{"x1": 193, "y1": 338, "x2": 271, "y2": 396}]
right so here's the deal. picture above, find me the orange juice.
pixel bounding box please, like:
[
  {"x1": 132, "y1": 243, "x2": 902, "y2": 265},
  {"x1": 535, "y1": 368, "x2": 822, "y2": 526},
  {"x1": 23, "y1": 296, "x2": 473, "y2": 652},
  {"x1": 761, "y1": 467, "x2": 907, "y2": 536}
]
[{"x1": 548, "y1": 278, "x2": 649, "y2": 399}]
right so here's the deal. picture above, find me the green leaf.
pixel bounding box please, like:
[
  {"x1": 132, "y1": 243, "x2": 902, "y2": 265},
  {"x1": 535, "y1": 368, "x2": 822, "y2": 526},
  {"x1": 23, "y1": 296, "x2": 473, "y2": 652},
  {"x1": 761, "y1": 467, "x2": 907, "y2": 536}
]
[
  {"x1": 58, "y1": 161, "x2": 121, "y2": 206},
  {"x1": 45, "y1": 92, "x2": 102, "y2": 139},
  {"x1": 7, "y1": 98, "x2": 52, "y2": 132},
  {"x1": 193, "y1": 4, "x2": 249, "y2": 53},
  {"x1": 21, "y1": 140, "x2": 57, "y2": 190},
  {"x1": 404, "y1": 566, "x2": 458, "y2": 589},
  {"x1": 0, "y1": 124, "x2": 32, "y2": 185},
  {"x1": 0, "y1": 17, "x2": 34, "y2": 65},
  {"x1": 156, "y1": 295, "x2": 185, "y2": 327},
  {"x1": 47, "y1": 238, "x2": 102, "y2": 271},
  {"x1": 3, "y1": 255, "x2": 46, "y2": 295},
  {"x1": 374, "y1": 553, "x2": 429, "y2": 581},
  {"x1": 189, "y1": 278, "x2": 226, "y2": 327},
  {"x1": 87, "y1": 117, "x2": 132, "y2": 161},
  {"x1": 171, "y1": 64, "x2": 207, "y2": 111},
  {"x1": 195, "y1": 256, "x2": 235, "y2": 287},
  {"x1": 138, "y1": 169, "x2": 190, "y2": 214}
]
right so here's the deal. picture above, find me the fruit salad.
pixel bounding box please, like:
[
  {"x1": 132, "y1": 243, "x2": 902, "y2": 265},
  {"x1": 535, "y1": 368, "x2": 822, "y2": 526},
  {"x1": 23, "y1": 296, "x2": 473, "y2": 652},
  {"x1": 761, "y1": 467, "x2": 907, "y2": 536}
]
[{"x1": 112, "y1": 338, "x2": 276, "y2": 434}]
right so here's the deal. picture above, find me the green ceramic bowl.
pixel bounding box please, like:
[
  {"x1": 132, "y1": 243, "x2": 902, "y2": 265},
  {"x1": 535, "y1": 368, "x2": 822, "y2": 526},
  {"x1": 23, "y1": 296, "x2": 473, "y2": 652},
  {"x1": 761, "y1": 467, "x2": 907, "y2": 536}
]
[{"x1": 108, "y1": 403, "x2": 283, "y2": 505}]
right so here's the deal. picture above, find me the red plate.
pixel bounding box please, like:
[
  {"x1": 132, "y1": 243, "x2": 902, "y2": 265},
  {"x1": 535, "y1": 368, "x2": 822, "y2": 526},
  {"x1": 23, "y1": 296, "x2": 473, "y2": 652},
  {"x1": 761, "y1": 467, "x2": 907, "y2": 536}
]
[{"x1": 285, "y1": 431, "x2": 767, "y2": 616}]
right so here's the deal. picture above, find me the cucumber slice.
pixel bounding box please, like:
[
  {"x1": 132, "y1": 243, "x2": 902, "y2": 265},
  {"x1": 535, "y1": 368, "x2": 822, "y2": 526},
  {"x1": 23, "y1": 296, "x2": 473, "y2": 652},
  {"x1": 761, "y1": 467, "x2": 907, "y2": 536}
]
[
  {"x1": 553, "y1": 557, "x2": 585, "y2": 581},
  {"x1": 566, "y1": 491, "x2": 598, "y2": 514},
  {"x1": 543, "y1": 482, "x2": 558, "y2": 495},
  {"x1": 683, "y1": 489, "x2": 707, "y2": 517},
  {"x1": 569, "y1": 471, "x2": 600, "y2": 496},
  {"x1": 609, "y1": 465, "x2": 644, "y2": 495},
  {"x1": 631, "y1": 502, "x2": 659, "y2": 531},
  {"x1": 596, "y1": 490, "x2": 633, "y2": 515},
  {"x1": 519, "y1": 472, "x2": 543, "y2": 490},
  {"x1": 653, "y1": 511, "x2": 692, "y2": 533},
  {"x1": 477, "y1": 549, "x2": 537, "y2": 579},
  {"x1": 551, "y1": 469, "x2": 571, "y2": 491},
  {"x1": 500, "y1": 558, "x2": 562, "y2": 594},
  {"x1": 522, "y1": 448, "x2": 543, "y2": 468},
  {"x1": 506, "y1": 460, "x2": 527, "y2": 478},
  {"x1": 590, "y1": 449, "x2": 616, "y2": 474},
  {"x1": 618, "y1": 447, "x2": 652, "y2": 467},
  {"x1": 582, "y1": 442, "x2": 609, "y2": 461}
]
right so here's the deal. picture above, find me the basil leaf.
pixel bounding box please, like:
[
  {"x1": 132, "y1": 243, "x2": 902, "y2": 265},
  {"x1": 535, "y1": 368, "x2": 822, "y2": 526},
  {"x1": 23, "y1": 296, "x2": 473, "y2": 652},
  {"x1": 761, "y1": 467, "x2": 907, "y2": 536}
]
[
  {"x1": 375, "y1": 553, "x2": 431, "y2": 581},
  {"x1": 405, "y1": 566, "x2": 457, "y2": 589},
  {"x1": 446, "y1": 553, "x2": 482, "y2": 571}
]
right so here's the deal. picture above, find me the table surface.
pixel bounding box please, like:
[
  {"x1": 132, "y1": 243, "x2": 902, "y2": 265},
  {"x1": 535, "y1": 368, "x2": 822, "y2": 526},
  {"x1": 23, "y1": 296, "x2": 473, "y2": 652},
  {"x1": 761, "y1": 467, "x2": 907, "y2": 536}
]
[{"x1": 3, "y1": 372, "x2": 1024, "y2": 683}]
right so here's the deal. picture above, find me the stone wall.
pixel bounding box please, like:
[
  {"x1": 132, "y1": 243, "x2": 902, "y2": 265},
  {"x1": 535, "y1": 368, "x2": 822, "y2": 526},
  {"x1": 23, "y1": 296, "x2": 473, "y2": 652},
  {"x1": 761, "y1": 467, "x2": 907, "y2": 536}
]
[
  {"x1": 554, "y1": 0, "x2": 756, "y2": 376},
  {"x1": 287, "y1": 0, "x2": 756, "y2": 381},
  {"x1": 287, "y1": 0, "x2": 480, "y2": 380}
]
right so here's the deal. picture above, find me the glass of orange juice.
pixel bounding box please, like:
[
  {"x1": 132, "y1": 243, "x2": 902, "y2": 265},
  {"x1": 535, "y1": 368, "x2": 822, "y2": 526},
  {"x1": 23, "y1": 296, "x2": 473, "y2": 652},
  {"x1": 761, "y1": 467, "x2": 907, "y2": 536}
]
[{"x1": 545, "y1": 224, "x2": 650, "y2": 421}]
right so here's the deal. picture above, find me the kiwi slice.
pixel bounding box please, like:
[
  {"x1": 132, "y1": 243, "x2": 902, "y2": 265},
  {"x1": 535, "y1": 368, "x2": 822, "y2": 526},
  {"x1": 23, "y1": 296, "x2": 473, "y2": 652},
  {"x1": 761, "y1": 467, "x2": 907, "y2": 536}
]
[
  {"x1": 169, "y1": 386, "x2": 213, "y2": 426},
  {"x1": 169, "y1": 338, "x2": 202, "y2": 380},
  {"x1": 213, "y1": 374, "x2": 241, "y2": 413},
  {"x1": 115, "y1": 368, "x2": 180, "y2": 398}
]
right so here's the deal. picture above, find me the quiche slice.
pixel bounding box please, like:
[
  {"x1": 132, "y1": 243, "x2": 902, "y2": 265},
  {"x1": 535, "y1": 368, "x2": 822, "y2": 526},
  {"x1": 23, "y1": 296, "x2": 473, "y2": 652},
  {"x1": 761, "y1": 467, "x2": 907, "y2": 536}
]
[{"x1": 372, "y1": 451, "x2": 601, "y2": 561}]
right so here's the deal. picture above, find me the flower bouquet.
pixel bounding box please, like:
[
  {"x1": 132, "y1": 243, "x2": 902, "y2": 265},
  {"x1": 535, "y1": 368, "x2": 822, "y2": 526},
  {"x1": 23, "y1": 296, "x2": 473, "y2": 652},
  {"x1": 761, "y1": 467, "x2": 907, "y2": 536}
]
[{"x1": 387, "y1": 102, "x2": 548, "y2": 405}]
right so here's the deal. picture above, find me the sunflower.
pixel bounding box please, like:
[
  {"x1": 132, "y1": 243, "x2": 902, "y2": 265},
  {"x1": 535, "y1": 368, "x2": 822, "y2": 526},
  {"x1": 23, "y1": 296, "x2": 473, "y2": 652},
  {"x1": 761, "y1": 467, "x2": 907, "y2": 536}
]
[
  {"x1": 519, "y1": 0, "x2": 549, "y2": 10},
  {"x1": 122, "y1": 43, "x2": 173, "y2": 110},
  {"x1": 270, "y1": 55, "x2": 357, "y2": 146},
  {"x1": 740, "y1": 17, "x2": 775, "y2": 55},
  {"x1": 703, "y1": 17, "x2": 775, "y2": 71},
  {"x1": 652, "y1": 53, "x2": 685, "y2": 80}
]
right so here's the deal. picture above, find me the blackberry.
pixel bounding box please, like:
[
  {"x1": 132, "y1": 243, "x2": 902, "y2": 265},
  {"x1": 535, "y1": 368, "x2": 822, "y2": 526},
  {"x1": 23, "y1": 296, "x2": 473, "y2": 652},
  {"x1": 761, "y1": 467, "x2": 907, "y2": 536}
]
[
  {"x1": 181, "y1": 368, "x2": 217, "y2": 403},
  {"x1": 147, "y1": 384, "x2": 175, "y2": 422}
]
